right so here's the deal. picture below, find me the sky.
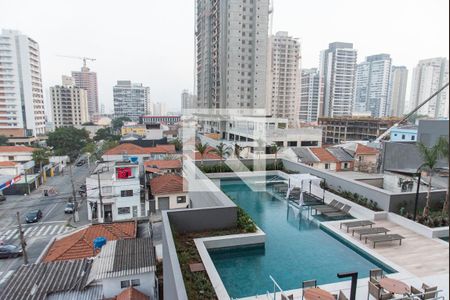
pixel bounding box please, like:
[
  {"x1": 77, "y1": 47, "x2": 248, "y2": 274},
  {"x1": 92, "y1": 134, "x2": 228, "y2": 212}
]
[{"x1": 1, "y1": 0, "x2": 448, "y2": 114}]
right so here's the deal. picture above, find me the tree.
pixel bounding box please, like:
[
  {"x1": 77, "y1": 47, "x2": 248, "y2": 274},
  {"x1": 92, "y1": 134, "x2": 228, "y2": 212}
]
[
  {"x1": 32, "y1": 148, "x2": 51, "y2": 167},
  {"x1": 436, "y1": 137, "x2": 449, "y2": 216},
  {"x1": 82, "y1": 122, "x2": 95, "y2": 126},
  {"x1": 0, "y1": 135, "x2": 8, "y2": 146},
  {"x1": 111, "y1": 117, "x2": 131, "y2": 132},
  {"x1": 212, "y1": 142, "x2": 232, "y2": 171},
  {"x1": 270, "y1": 143, "x2": 282, "y2": 170},
  {"x1": 170, "y1": 138, "x2": 182, "y2": 152},
  {"x1": 101, "y1": 140, "x2": 119, "y2": 154},
  {"x1": 417, "y1": 138, "x2": 447, "y2": 217},
  {"x1": 195, "y1": 142, "x2": 209, "y2": 167},
  {"x1": 94, "y1": 128, "x2": 119, "y2": 142},
  {"x1": 47, "y1": 127, "x2": 90, "y2": 160}
]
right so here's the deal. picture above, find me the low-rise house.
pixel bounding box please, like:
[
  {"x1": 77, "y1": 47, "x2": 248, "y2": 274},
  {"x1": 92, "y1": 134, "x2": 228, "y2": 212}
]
[
  {"x1": 87, "y1": 237, "x2": 156, "y2": 299},
  {"x1": 286, "y1": 147, "x2": 354, "y2": 171},
  {"x1": 0, "y1": 145, "x2": 36, "y2": 162},
  {"x1": 102, "y1": 143, "x2": 176, "y2": 163},
  {"x1": 149, "y1": 174, "x2": 188, "y2": 211},
  {"x1": 390, "y1": 125, "x2": 418, "y2": 143},
  {"x1": 144, "y1": 159, "x2": 182, "y2": 175},
  {"x1": 86, "y1": 161, "x2": 147, "y2": 223},
  {"x1": 0, "y1": 161, "x2": 22, "y2": 175},
  {"x1": 326, "y1": 147, "x2": 354, "y2": 171},
  {"x1": 341, "y1": 143, "x2": 379, "y2": 173}
]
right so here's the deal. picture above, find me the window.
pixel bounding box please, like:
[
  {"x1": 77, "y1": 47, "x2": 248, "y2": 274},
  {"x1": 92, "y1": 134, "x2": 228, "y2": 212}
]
[
  {"x1": 131, "y1": 279, "x2": 140, "y2": 287},
  {"x1": 8, "y1": 156, "x2": 14, "y2": 161},
  {"x1": 102, "y1": 186, "x2": 112, "y2": 194},
  {"x1": 118, "y1": 207, "x2": 131, "y2": 215},
  {"x1": 325, "y1": 163, "x2": 330, "y2": 169},
  {"x1": 177, "y1": 196, "x2": 186, "y2": 204},
  {"x1": 287, "y1": 141, "x2": 297, "y2": 147},
  {"x1": 411, "y1": 135, "x2": 415, "y2": 141},
  {"x1": 401, "y1": 134, "x2": 405, "y2": 140},
  {"x1": 121, "y1": 190, "x2": 133, "y2": 197},
  {"x1": 120, "y1": 280, "x2": 130, "y2": 288}
]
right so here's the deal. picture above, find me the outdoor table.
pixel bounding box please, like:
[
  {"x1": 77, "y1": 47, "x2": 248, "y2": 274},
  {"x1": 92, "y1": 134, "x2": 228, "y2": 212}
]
[
  {"x1": 379, "y1": 278, "x2": 410, "y2": 295},
  {"x1": 304, "y1": 288, "x2": 335, "y2": 300}
]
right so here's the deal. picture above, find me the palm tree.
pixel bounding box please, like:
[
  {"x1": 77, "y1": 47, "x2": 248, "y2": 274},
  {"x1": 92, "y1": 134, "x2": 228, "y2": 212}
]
[
  {"x1": 417, "y1": 139, "x2": 446, "y2": 217},
  {"x1": 270, "y1": 143, "x2": 282, "y2": 170},
  {"x1": 32, "y1": 148, "x2": 51, "y2": 184},
  {"x1": 436, "y1": 137, "x2": 449, "y2": 216},
  {"x1": 195, "y1": 142, "x2": 209, "y2": 167},
  {"x1": 212, "y1": 142, "x2": 232, "y2": 171}
]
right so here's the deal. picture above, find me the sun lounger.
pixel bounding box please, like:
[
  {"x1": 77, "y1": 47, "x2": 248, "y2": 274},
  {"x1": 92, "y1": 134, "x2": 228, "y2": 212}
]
[
  {"x1": 365, "y1": 234, "x2": 405, "y2": 248},
  {"x1": 340, "y1": 220, "x2": 374, "y2": 232},
  {"x1": 323, "y1": 205, "x2": 351, "y2": 218},
  {"x1": 352, "y1": 227, "x2": 390, "y2": 240},
  {"x1": 312, "y1": 199, "x2": 338, "y2": 210},
  {"x1": 315, "y1": 202, "x2": 344, "y2": 213}
]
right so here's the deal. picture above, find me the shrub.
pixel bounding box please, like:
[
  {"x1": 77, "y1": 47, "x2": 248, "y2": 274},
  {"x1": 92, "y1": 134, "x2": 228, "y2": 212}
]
[{"x1": 237, "y1": 207, "x2": 257, "y2": 233}]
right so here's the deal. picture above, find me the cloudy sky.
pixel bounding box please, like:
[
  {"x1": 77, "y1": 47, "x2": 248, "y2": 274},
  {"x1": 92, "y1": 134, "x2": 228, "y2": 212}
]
[{"x1": 1, "y1": 0, "x2": 448, "y2": 114}]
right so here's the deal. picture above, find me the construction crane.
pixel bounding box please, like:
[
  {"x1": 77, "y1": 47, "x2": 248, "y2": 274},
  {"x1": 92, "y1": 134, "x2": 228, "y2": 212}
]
[
  {"x1": 56, "y1": 55, "x2": 96, "y2": 68},
  {"x1": 375, "y1": 82, "x2": 449, "y2": 143}
]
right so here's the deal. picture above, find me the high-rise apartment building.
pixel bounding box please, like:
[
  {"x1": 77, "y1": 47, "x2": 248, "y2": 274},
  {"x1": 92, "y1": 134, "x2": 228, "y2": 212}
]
[
  {"x1": 410, "y1": 57, "x2": 449, "y2": 118},
  {"x1": 319, "y1": 42, "x2": 357, "y2": 117},
  {"x1": 72, "y1": 64, "x2": 98, "y2": 120},
  {"x1": 51, "y1": 76, "x2": 89, "y2": 127},
  {"x1": 270, "y1": 31, "x2": 301, "y2": 127},
  {"x1": 113, "y1": 81, "x2": 150, "y2": 122},
  {"x1": 354, "y1": 54, "x2": 392, "y2": 117},
  {"x1": 195, "y1": 0, "x2": 270, "y2": 111},
  {"x1": 299, "y1": 68, "x2": 322, "y2": 123},
  {"x1": 0, "y1": 29, "x2": 46, "y2": 137},
  {"x1": 152, "y1": 102, "x2": 167, "y2": 116},
  {"x1": 181, "y1": 90, "x2": 195, "y2": 110},
  {"x1": 389, "y1": 66, "x2": 408, "y2": 117}
]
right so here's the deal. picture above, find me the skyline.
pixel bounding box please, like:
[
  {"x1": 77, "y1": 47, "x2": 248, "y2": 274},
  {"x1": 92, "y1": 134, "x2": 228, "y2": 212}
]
[{"x1": 0, "y1": 0, "x2": 448, "y2": 114}]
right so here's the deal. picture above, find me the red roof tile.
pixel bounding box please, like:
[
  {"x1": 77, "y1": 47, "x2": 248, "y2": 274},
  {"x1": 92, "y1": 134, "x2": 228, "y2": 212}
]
[
  {"x1": 150, "y1": 174, "x2": 187, "y2": 195},
  {"x1": 355, "y1": 144, "x2": 379, "y2": 155},
  {"x1": 104, "y1": 143, "x2": 175, "y2": 155},
  {"x1": 0, "y1": 161, "x2": 19, "y2": 167},
  {"x1": 185, "y1": 146, "x2": 222, "y2": 160},
  {"x1": 43, "y1": 221, "x2": 137, "y2": 262},
  {"x1": 0, "y1": 146, "x2": 36, "y2": 153},
  {"x1": 144, "y1": 160, "x2": 182, "y2": 170},
  {"x1": 310, "y1": 147, "x2": 339, "y2": 163},
  {"x1": 115, "y1": 287, "x2": 150, "y2": 300}
]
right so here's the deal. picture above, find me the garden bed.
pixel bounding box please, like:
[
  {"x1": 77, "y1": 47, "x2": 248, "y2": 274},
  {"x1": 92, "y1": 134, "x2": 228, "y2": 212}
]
[{"x1": 321, "y1": 181, "x2": 383, "y2": 211}]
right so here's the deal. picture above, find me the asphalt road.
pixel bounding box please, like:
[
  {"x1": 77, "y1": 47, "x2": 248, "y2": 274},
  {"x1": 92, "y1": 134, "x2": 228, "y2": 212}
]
[{"x1": 0, "y1": 160, "x2": 93, "y2": 287}]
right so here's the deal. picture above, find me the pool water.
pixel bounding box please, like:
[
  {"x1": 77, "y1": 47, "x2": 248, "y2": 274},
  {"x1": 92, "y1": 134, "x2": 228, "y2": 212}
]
[{"x1": 209, "y1": 177, "x2": 394, "y2": 299}]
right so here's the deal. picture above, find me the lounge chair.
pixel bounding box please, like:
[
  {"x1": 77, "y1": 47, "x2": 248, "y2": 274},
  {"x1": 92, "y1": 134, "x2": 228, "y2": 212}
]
[
  {"x1": 422, "y1": 284, "x2": 438, "y2": 300},
  {"x1": 323, "y1": 205, "x2": 351, "y2": 218},
  {"x1": 365, "y1": 234, "x2": 405, "y2": 248},
  {"x1": 314, "y1": 202, "x2": 344, "y2": 214},
  {"x1": 340, "y1": 220, "x2": 375, "y2": 232},
  {"x1": 338, "y1": 290, "x2": 349, "y2": 300},
  {"x1": 302, "y1": 279, "x2": 317, "y2": 300},
  {"x1": 313, "y1": 199, "x2": 338, "y2": 209},
  {"x1": 281, "y1": 293, "x2": 294, "y2": 300},
  {"x1": 367, "y1": 281, "x2": 393, "y2": 300},
  {"x1": 352, "y1": 227, "x2": 390, "y2": 240}
]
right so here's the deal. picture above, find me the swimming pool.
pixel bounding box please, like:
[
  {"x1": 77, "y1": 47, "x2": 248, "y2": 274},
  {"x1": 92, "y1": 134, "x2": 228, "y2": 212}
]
[{"x1": 209, "y1": 177, "x2": 395, "y2": 299}]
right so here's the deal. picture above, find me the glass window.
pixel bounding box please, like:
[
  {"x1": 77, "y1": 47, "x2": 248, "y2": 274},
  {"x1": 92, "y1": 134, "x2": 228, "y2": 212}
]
[
  {"x1": 118, "y1": 207, "x2": 131, "y2": 215},
  {"x1": 131, "y1": 279, "x2": 140, "y2": 287},
  {"x1": 121, "y1": 190, "x2": 133, "y2": 197},
  {"x1": 177, "y1": 196, "x2": 186, "y2": 204},
  {"x1": 120, "y1": 280, "x2": 130, "y2": 288}
]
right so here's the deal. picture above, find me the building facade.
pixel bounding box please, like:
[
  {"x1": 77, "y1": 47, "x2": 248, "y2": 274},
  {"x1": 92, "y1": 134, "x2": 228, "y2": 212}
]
[
  {"x1": 389, "y1": 66, "x2": 408, "y2": 117},
  {"x1": 354, "y1": 54, "x2": 392, "y2": 117},
  {"x1": 409, "y1": 57, "x2": 449, "y2": 118},
  {"x1": 50, "y1": 76, "x2": 89, "y2": 127},
  {"x1": 0, "y1": 29, "x2": 46, "y2": 137},
  {"x1": 181, "y1": 89, "x2": 195, "y2": 110},
  {"x1": 152, "y1": 102, "x2": 166, "y2": 116},
  {"x1": 72, "y1": 64, "x2": 98, "y2": 120},
  {"x1": 299, "y1": 68, "x2": 322, "y2": 123},
  {"x1": 319, "y1": 42, "x2": 357, "y2": 117},
  {"x1": 113, "y1": 81, "x2": 150, "y2": 122},
  {"x1": 195, "y1": 0, "x2": 270, "y2": 111},
  {"x1": 270, "y1": 31, "x2": 301, "y2": 127}
]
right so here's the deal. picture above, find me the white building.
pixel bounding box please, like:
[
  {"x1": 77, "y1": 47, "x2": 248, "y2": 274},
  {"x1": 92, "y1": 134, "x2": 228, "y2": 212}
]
[
  {"x1": 410, "y1": 57, "x2": 449, "y2": 118},
  {"x1": 113, "y1": 81, "x2": 151, "y2": 122},
  {"x1": 86, "y1": 161, "x2": 148, "y2": 223},
  {"x1": 149, "y1": 174, "x2": 188, "y2": 211},
  {"x1": 0, "y1": 29, "x2": 46, "y2": 137},
  {"x1": 152, "y1": 102, "x2": 167, "y2": 116},
  {"x1": 354, "y1": 54, "x2": 392, "y2": 117},
  {"x1": 270, "y1": 31, "x2": 301, "y2": 127},
  {"x1": 51, "y1": 76, "x2": 89, "y2": 127},
  {"x1": 72, "y1": 63, "x2": 99, "y2": 120},
  {"x1": 300, "y1": 68, "x2": 322, "y2": 123},
  {"x1": 389, "y1": 66, "x2": 408, "y2": 117},
  {"x1": 319, "y1": 42, "x2": 357, "y2": 117},
  {"x1": 181, "y1": 89, "x2": 195, "y2": 110},
  {"x1": 0, "y1": 145, "x2": 35, "y2": 162}
]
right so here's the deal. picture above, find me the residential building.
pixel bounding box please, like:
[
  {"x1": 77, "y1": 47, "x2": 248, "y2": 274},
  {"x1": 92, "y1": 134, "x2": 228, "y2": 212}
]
[
  {"x1": 318, "y1": 116, "x2": 400, "y2": 144},
  {"x1": 390, "y1": 126, "x2": 418, "y2": 143},
  {"x1": 319, "y1": 42, "x2": 357, "y2": 117},
  {"x1": 181, "y1": 89, "x2": 195, "y2": 110},
  {"x1": 152, "y1": 102, "x2": 166, "y2": 116},
  {"x1": 270, "y1": 31, "x2": 301, "y2": 127},
  {"x1": 354, "y1": 54, "x2": 392, "y2": 117},
  {"x1": 50, "y1": 76, "x2": 89, "y2": 127},
  {"x1": 409, "y1": 57, "x2": 449, "y2": 118},
  {"x1": 300, "y1": 68, "x2": 322, "y2": 123},
  {"x1": 102, "y1": 143, "x2": 176, "y2": 163},
  {"x1": 417, "y1": 119, "x2": 449, "y2": 147},
  {"x1": 339, "y1": 142, "x2": 379, "y2": 173},
  {"x1": 0, "y1": 145, "x2": 35, "y2": 162},
  {"x1": 286, "y1": 147, "x2": 353, "y2": 171},
  {"x1": 140, "y1": 115, "x2": 180, "y2": 125},
  {"x1": 86, "y1": 161, "x2": 147, "y2": 223},
  {"x1": 149, "y1": 174, "x2": 188, "y2": 211},
  {"x1": 195, "y1": 0, "x2": 270, "y2": 111},
  {"x1": 72, "y1": 63, "x2": 99, "y2": 119},
  {"x1": 389, "y1": 66, "x2": 408, "y2": 117},
  {"x1": 0, "y1": 29, "x2": 46, "y2": 137},
  {"x1": 144, "y1": 160, "x2": 182, "y2": 175},
  {"x1": 0, "y1": 161, "x2": 22, "y2": 175},
  {"x1": 113, "y1": 81, "x2": 151, "y2": 122}
]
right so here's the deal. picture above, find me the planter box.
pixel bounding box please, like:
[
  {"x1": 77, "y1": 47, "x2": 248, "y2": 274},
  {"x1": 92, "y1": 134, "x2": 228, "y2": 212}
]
[{"x1": 387, "y1": 212, "x2": 449, "y2": 239}]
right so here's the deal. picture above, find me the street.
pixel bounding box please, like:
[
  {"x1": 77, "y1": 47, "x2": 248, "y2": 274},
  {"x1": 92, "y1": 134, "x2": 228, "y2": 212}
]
[{"x1": 0, "y1": 160, "x2": 92, "y2": 287}]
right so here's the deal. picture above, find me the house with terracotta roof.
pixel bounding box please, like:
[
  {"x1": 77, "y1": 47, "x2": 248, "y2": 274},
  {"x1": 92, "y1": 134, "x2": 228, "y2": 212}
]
[
  {"x1": 102, "y1": 143, "x2": 176, "y2": 164},
  {"x1": 149, "y1": 174, "x2": 188, "y2": 211},
  {"x1": 286, "y1": 147, "x2": 354, "y2": 171},
  {"x1": 144, "y1": 159, "x2": 182, "y2": 175},
  {"x1": 0, "y1": 145, "x2": 36, "y2": 162},
  {"x1": 0, "y1": 161, "x2": 22, "y2": 175}
]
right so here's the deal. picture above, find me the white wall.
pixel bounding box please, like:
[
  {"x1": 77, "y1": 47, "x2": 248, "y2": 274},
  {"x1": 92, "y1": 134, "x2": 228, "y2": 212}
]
[
  {"x1": 102, "y1": 272, "x2": 155, "y2": 299},
  {"x1": 155, "y1": 192, "x2": 188, "y2": 210},
  {"x1": 0, "y1": 153, "x2": 33, "y2": 162}
]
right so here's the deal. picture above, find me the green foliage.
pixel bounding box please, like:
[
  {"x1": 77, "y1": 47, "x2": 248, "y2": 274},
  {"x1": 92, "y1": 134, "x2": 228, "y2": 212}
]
[
  {"x1": 101, "y1": 140, "x2": 119, "y2": 154},
  {"x1": 211, "y1": 142, "x2": 232, "y2": 159},
  {"x1": 94, "y1": 127, "x2": 119, "y2": 142},
  {"x1": 199, "y1": 161, "x2": 284, "y2": 173},
  {"x1": 0, "y1": 135, "x2": 8, "y2": 145},
  {"x1": 111, "y1": 117, "x2": 131, "y2": 131},
  {"x1": 32, "y1": 148, "x2": 51, "y2": 166},
  {"x1": 237, "y1": 207, "x2": 257, "y2": 233},
  {"x1": 82, "y1": 122, "x2": 95, "y2": 126},
  {"x1": 321, "y1": 183, "x2": 381, "y2": 211},
  {"x1": 47, "y1": 127, "x2": 90, "y2": 160},
  {"x1": 404, "y1": 211, "x2": 449, "y2": 228},
  {"x1": 170, "y1": 138, "x2": 182, "y2": 151}
]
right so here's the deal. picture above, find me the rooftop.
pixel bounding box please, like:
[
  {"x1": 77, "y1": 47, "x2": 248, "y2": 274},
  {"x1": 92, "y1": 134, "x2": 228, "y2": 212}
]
[
  {"x1": 0, "y1": 145, "x2": 36, "y2": 153},
  {"x1": 309, "y1": 147, "x2": 339, "y2": 163},
  {"x1": 0, "y1": 161, "x2": 19, "y2": 167},
  {"x1": 43, "y1": 221, "x2": 137, "y2": 262},
  {"x1": 115, "y1": 287, "x2": 150, "y2": 300},
  {"x1": 150, "y1": 174, "x2": 186, "y2": 195},
  {"x1": 144, "y1": 159, "x2": 182, "y2": 171},
  {"x1": 104, "y1": 143, "x2": 175, "y2": 155}
]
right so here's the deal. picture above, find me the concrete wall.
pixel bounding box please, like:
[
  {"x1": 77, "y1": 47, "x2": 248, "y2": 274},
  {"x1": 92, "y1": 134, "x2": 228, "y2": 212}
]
[{"x1": 167, "y1": 207, "x2": 237, "y2": 233}]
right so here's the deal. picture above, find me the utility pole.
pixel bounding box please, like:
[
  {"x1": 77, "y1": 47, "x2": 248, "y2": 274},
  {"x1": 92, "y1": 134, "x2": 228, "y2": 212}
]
[
  {"x1": 69, "y1": 164, "x2": 79, "y2": 222},
  {"x1": 16, "y1": 212, "x2": 28, "y2": 264},
  {"x1": 97, "y1": 172, "x2": 104, "y2": 222}
]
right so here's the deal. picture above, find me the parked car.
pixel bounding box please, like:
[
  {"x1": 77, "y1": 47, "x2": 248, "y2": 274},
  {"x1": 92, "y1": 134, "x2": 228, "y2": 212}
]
[
  {"x1": 76, "y1": 160, "x2": 86, "y2": 167},
  {"x1": 25, "y1": 209, "x2": 43, "y2": 223},
  {"x1": 0, "y1": 194, "x2": 6, "y2": 202},
  {"x1": 64, "y1": 202, "x2": 75, "y2": 214},
  {"x1": 0, "y1": 244, "x2": 23, "y2": 259}
]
